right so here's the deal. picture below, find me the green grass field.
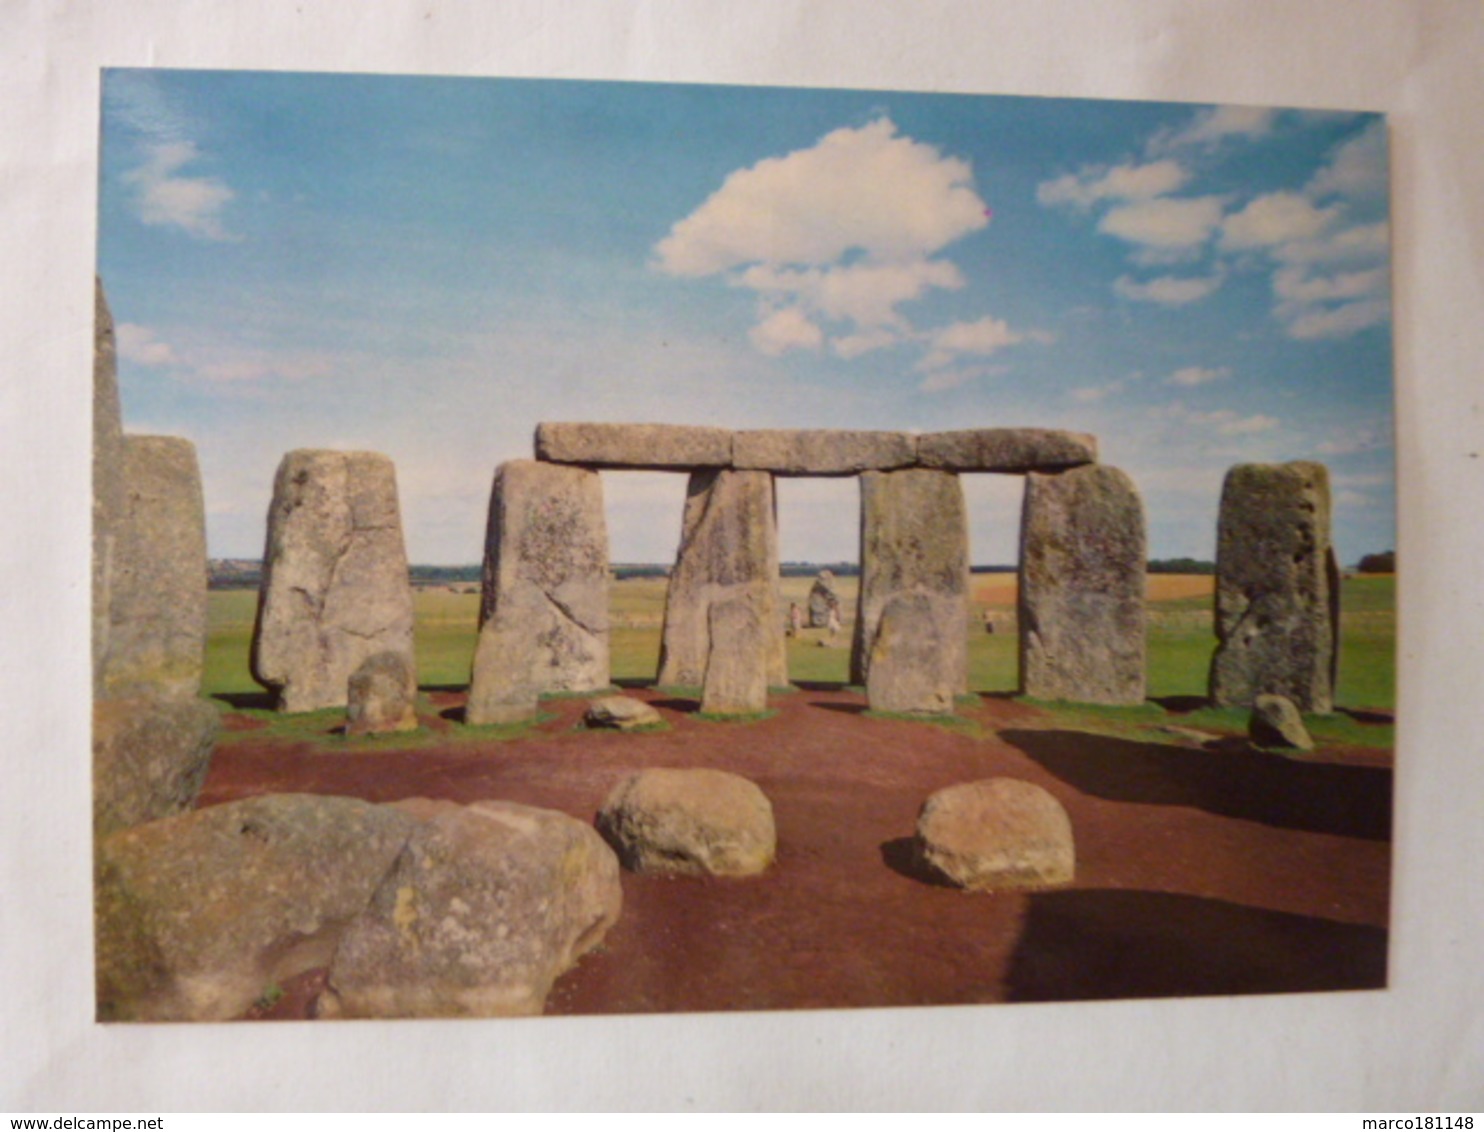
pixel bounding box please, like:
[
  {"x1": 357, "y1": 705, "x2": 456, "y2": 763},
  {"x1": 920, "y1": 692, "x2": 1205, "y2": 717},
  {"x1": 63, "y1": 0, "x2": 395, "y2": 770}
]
[{"x1": 206, "y1": 574, "x2": 1395, "y2": 715}]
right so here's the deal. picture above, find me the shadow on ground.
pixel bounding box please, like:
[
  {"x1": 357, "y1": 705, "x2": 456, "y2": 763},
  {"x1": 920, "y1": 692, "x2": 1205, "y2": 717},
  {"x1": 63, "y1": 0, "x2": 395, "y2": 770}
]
[
  {"x1": 1005, "y1": 889, "x2": 1388, "y2": 1002},
  {"x1": 1000, "y1": 728, "x2": 1392, "y2": 840}
]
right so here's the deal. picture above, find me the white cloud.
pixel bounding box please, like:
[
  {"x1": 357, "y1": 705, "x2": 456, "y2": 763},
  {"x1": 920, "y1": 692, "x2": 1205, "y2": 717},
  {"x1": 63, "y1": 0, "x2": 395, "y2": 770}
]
[
  {"x1": 1273, "y1": 265, "x2": 1388, "y2": 305},
  {"x1": 1274, "y1": 221, "x2": 1389, "y2": 266},
  {"x1": 654, "y1": 117, "x2": 990, "y2": 362},
  {"x1": 1335, "y1": 489, "x2": 1372, "y2": 508},
  {"x1": 1220, "y1": 190, "x2": 1339, "y2": 251},
  {"x1": 1037, "y1": 159, "x2": 1188, "y2": 210},
  {"x1": 1155, "y1": 402, "x2": 1278, "y2": 435},
  {"x1": 1317, "y1": 424, "x2": 1391, "y2": 456},
  {"x1": 749, "y1": 306, "x2": 823, "y2": 356},
  {"x1": 1099, "y1": 196, "x2": 1225, "y2": 252},
  {"x1": 1070, "y1": 378, "x2": 1129, "y2": 403},
  {"x1": 1284, "y1": 297, "x2": 1390, "y2": 340},
  {"x1": 1153, "y1": 106, "x2": 1278, "y2": 152},
  {"x1": 122, "y1": 142, "x2": 236, "y2": 241},
  {"x1": 918, "y1": 315, "x2": 1023, "y2": 371},
  {"x1": 115, "y1": 323, "x2": 178, "y2": 366},
  {"x1": 1167, "y1": 365, "x2": 1230, "y2": 387},
  {"x1": 1114, "y1": 271, "x2": 1224, "y2": 306},
  {"x1": 1308, "y1": 120, "x2": 1388, "y2": 201},
  {"x1": 918, "y1": 364, "x2": 1004, "y2": 394},
  {"x1": 654, "y1": 118, "x2": 986, "y2": 276}
]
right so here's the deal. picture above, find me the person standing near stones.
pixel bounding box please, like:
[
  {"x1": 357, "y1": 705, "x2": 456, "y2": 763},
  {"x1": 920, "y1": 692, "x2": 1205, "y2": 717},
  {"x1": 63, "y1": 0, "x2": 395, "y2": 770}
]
[
  {"x1": 827, "y1": 604, "x2": 842, "y2": 640},
  {"x1": 788, "y1": 602, "x2": 804, "y2": 637}
]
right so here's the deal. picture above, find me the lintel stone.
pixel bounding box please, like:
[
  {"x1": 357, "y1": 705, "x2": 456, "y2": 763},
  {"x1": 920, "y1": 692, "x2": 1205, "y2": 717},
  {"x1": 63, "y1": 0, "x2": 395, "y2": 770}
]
[
  {"x1": 732, "y1": 429, "x2": 915, "y2": 475},
  {"x1": 917, "y1": 429, "x2": 1097, "y2": 473},
  {"x1": 535, "y1": 422, "x2": 732, "y2": 470}
]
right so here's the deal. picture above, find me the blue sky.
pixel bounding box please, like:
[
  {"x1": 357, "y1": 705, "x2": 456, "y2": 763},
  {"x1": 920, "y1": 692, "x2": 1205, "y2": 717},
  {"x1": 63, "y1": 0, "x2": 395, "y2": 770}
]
[{"x1": 97, "y1": 69, "x2": 1395, "y2": 566}]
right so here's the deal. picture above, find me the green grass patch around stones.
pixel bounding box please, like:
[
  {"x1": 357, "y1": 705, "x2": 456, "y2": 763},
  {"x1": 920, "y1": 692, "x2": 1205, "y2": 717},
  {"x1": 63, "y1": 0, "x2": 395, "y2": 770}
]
[
  {"x1": 694, "y1": 709, "x2": 780, "y2": 724},
  {"x1": 862, "y1": 709, "x2": 984, "y2": 737}
]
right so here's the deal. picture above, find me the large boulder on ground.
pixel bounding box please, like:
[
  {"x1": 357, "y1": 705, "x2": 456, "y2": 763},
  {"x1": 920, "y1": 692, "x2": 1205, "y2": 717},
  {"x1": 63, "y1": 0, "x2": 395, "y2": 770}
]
[
  {"x1": 915, "y1": 778, "x2": 1075, "y2": 891},
  {"x1": 1018, "y1": 465, "x2": 1147, "y2": 705},
  {"x1": 916, "y1": 429, "x2": 1098, "y2": 472},
  {"x1": 346, "y1": 651, "x2": 419, "y2": 735},
  {"x1": 1249, "y1": 693, "x2": 1316, "y2": 751},
  {"x1": 93, "y1": 278, "x2": 124, "y2": 698},
  {"x1": 657, "y1": 468, "x2": 787, "y2": 690},
  {"x1": 1209, "y1": 461, "x2": 1339, "y2": 712},
  {"x1": 466, "y1": 460, "x2": 609, "y2": 725},
  {"x1": 535, "y1": 421, "x2": 732, "y2": 469},
  {"x1": 732, "y1": 429, "x2": 915, "y2": 475},
  {"x1": 92, "y1": 695, "x2": 221, "y2": 838},
  {"x1": 323, "y1": 799, "x2": 622, "y2": 1018},
  {"x1": 100, "y1": 436, "x2": 210, "y2": 701},
  {"x1": 597, "y1": 768, "x2": 776, "y2": 877},
  {"x1": 95, "y1": 794, "x2": 418, "y2": 1021},
  {"x1": 850, "y1": 468, "x2": 969, "y2": 711},
  {"x1": 251, "y1": 450, "x2": 417, "y2": 713},
  {"x1": 583, "y1": 695, "x2": 663, "y2": 731}
]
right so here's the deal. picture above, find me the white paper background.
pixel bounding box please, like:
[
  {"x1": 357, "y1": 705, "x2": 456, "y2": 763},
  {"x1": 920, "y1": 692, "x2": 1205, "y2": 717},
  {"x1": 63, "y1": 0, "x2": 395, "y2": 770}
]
[{"x1": 4, "y1": 0, "x2": 1481, "y2": 1112}]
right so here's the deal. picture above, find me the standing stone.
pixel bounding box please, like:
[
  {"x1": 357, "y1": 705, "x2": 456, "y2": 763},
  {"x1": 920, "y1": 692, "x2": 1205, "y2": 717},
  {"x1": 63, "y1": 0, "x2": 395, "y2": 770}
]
[
  {"x1": 850, "y1": 469, "x2": 969, "y2": 712},
  {"x1": 251, "y1": 450, "x2": 417, "y2": 713},
  {"x1": 101, "y1": 436, "x2": 209, "y2": 701},
  {"x1": 1209, "y1": 461, "x2": 1339, "y2": 712},
  {"x1": 93, "y1": 278, "x2": 124, "y2": 698},
  {"x1": 807, "y1": 570, "x2": 840, "y2": 629},
  {"x1": 700, "y1": 597, "x2": 770, "y2": 715},
  {"x1": 1018, "y1": 465, "x2": 1147, "y2": 705},
  {"x1": 465, "y1": 460, "x2": 608, "y2": 726},
  {"x1": 657, "y1": 469, "x2": 787, "y2": 690},
  {"x1": 346, "y1": 651, "x2": 419, "y2": 735}
]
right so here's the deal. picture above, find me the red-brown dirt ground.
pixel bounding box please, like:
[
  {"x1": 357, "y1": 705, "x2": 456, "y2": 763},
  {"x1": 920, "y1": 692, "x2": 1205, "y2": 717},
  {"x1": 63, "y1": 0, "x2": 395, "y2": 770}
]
[{"x1": 203, "y1": 687, "x2": 1392, "y2": 1020}]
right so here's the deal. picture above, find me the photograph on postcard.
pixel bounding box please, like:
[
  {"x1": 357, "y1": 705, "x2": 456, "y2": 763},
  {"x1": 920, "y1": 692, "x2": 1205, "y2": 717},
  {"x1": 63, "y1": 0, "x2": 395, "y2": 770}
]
[{"x1": 91, "y1": 69, "x2": 1394, "y2": 1021}]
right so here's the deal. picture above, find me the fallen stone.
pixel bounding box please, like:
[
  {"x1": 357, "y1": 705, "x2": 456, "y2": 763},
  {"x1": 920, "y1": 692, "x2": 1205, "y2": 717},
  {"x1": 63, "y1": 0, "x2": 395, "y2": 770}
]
[
  {"x1": 92, "y1": 695, "x2": 221, "y2": 838},
  {"x1": 1250, "y1": 693, "x2": 1316, "y2": 751},
  {"x1": 700, "y1": 597, "x2": 771, "y2": 715},
  {"x1": 323, "y1": 799, "x2": 622, "y2": 1018},
  {"x1": 251, "y1": 450, "x2": 418, "y2": 713},
  {"x1": 915, "y1": 778, "x2": 1075, "y2": 891},
  {"x1": 596, "y1": 768, "x2": 776, "y2": 877},
  {"x1": 1018, "y1": 465, "x2": 1147, "y2": 705},
  {"x1": 535, "y1": 422, "x2": 732, "y2": 469},
  {"x1": 1209, "y1": 461, "x2": 1339, "y2": 712},
  {"x1": 346, "y1": 651, "x2": 419, "y2": 736},
  {"x1": 93, "y1": 278, "x2": 124, "y2": 698},
  {"x1": 100, "y1": 436, "x2": 209, "y2": 701},
  {"x1": 584, "y1": 695, "x2": 663, "y2": 731},
  {"x1": 916, "y1": 429, "x2": 1098, "y2": 472},
  {"x1": 95, "y1": 794, "x2": 418, "y2": 1021},
  {"x1": 732, "y1": 429, "x2": 915, "y2": 475},
  {"x1": 657, "y1": 468, "x2": 787, "y2": 689},
  {"x1": 850, "y1": 468, "x2": 968, "y2": 710},
  {"x1": 466, "y1": 460, "x2": 609, "y2": 725}
]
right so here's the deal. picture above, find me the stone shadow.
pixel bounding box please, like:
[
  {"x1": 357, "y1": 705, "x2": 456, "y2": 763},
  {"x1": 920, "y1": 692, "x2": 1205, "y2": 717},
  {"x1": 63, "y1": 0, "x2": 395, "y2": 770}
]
[
  {"x1": 1004, "y1": 889, "x2": 1387, "y2": 1002},
  {"x1": 1000, "y1": 728, "x2": 1392, "y2": 840},
  {"x1": 878, "y1": 836, "x2": 955, "y2": 887},
  {"x1": 212, "y1": 691, "x2": 276, "y2": 711}
]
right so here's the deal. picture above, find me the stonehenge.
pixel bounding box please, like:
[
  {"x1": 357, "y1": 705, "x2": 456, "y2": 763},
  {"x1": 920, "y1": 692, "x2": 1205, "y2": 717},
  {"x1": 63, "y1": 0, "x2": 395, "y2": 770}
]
[
  {"x1": 1018, "y1": 464, "x2": 1147, "y2": 705},
  {"x1": 1209, "y1": 461, "x2": 1339, "y2": 713},
  {"x1": 251, "y1": 450, "x2": 417, "y2": 713},
  {"x1": 466, "y1": 459, "x2": 610, "y2": 725}
]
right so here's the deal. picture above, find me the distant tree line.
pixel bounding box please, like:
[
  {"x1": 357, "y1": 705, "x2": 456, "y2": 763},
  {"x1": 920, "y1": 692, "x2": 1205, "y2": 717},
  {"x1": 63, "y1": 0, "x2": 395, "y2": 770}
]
[
  {"x1": 1356, "y1": 550, "x2": 1396, "y2": 574},
  {"x1": 1146, "y1": 558, "x2": 1215, "y2": 575}
]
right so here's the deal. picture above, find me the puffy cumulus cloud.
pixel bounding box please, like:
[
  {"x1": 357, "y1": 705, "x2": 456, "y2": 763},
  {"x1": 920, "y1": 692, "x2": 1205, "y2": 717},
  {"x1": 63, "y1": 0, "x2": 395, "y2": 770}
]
[
  {"x1": 654, "y1": 118, "x2": 987, "y2": 276},
  {"x1": 1274, "y1": 220, "x2": 1389, "y2": 267},
  {"x1": 1099, "y1": 196, "x2": 1226, "y2": 253},
  {"x1": 1037, "y1": 159, "x2": 1188, "y2": 210},
  {"x1": 116, "y1": 323, "x2": 178, "y2": 367},
  {"x1": 1152, "y1": 105, "x2": 1278, "y2": 153},
  {"x1": 122, "y1": 142, "x2": 236, "y2": 241},
  {"x1": 1273, "y1": 265, "x2": 1388, "y2": 305},
  {"x1": 1113, "y1": 270, "x2": 1224, "y2": 306},
  {"x1": 1220, "y1": 191, "x2": 1340, "y2": 251},
  {"x1": 654, "y1": 117, "x2": 999, "y2": 365},
  {"x1": 1307, "y1": 120, "x2": 1388, "y2": 202},
  {"x1": 918, "y1": 363, "x2": 1005, "y2": 395},
  {"x1": 1167, "y1": 365, "x2": 1230, "y2": 387},
  {"x1": 1155, "y1": 402, "x2": 1279, "y2": 435},
  {"x1": 749, "y1": 306, "x2": 823, "y2": 356},
  {"x1": 917, "y1": 315, "x2": 1024, "y2": 372}
]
